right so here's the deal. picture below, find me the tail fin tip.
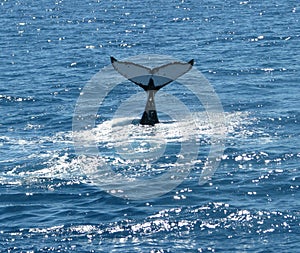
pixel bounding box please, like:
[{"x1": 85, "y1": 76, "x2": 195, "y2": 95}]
[{"x1": 110, "y1": 56, "x2": 117, "y2": 63}]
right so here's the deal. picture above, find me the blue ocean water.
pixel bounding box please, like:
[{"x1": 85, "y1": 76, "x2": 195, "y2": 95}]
[{"x1": 1, "y1": 0, "x2": 299, "y2": 252}]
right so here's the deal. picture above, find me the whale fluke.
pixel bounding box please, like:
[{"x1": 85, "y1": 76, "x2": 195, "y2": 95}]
[{"x1": 111, "y1": 57, "x2": 194, "y2": 125}]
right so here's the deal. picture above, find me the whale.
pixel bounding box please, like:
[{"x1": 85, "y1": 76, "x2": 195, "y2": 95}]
[{"x1": 110, "y1": 56, "x2": 194, "y2": 125}]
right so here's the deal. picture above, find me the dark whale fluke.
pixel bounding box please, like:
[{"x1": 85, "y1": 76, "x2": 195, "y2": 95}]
[{"x1": 111, "y1": 57, "x2": 194, "y2": 125}]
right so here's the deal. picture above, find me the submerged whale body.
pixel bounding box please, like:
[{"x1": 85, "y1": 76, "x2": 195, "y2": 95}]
[{"x1": 110, "y1": 56, "x2": 194, "y2": 126}]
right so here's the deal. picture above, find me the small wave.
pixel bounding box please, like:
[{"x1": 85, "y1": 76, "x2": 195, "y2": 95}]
[
  {"x1": 0, "y1": 94, "x2": 35, "y2": 103},
  {"x1": 1, "y1": 202, "x2": 298, "y2": 252}
]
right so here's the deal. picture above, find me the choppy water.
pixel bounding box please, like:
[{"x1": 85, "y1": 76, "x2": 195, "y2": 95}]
[{"x1": 1, "y1": 0, "x2": 299, "y2": 252}]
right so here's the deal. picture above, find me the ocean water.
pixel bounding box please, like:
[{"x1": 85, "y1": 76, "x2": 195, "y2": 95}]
[{"x1": 1, "y1": 0, "x2": 299, "y2": 252}]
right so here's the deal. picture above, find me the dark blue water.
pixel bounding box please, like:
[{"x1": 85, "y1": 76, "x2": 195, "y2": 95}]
[{"x1": 1, "y1": 0, "x2": 299, "y2": 252}]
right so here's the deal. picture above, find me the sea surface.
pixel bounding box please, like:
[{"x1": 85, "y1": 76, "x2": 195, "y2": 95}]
[{"x1": 1, "y1": 0, "x2": 300, "y2": 252}]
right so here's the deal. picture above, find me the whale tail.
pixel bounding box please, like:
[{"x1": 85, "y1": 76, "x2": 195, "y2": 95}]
[
  {"x1": 140, "y1": 110, "x2": 159, "y2": 126},
  {"x1": 110, "y1": 57, "x2": 194, "y2": 125},
  {"x1": 139, "y1": 78, "x2": 159, "y2": 126},
  {"x1": 110, "y1": 56, "x2": 194, "y2": 91}
]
